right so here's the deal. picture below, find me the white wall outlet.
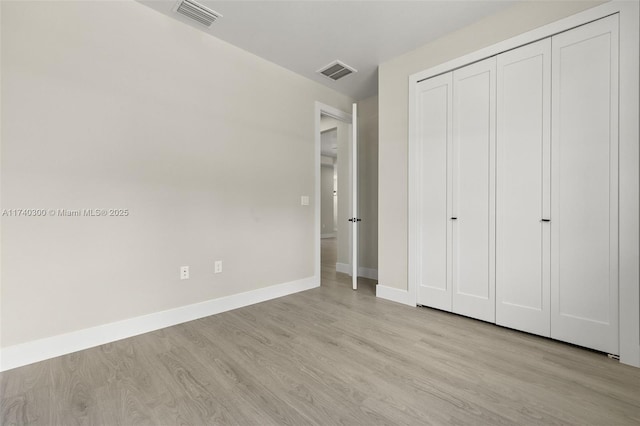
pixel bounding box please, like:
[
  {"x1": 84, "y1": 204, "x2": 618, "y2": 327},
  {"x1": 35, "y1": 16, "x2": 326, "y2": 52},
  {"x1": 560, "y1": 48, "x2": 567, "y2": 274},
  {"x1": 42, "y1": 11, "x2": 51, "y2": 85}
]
[
  {"x1": 301, "y1": 195, "x2": 309, "y2": 206},
  {"x1": 214, "y1": 260, "x2": 222, "y2": 274},
  {"x1": 180, "y1": 266, "x2": 189, "y2": 280}
]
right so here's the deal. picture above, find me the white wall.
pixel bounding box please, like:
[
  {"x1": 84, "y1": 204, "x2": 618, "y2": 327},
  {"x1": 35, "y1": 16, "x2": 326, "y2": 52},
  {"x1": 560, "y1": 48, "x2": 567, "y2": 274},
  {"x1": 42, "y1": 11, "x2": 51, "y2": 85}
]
[
  {"x1": 378, "y1": 1, "x2": 605, "y2": 291},
  {"x1": 0, "y1": 1, "x2": 352, "y2": 349}
]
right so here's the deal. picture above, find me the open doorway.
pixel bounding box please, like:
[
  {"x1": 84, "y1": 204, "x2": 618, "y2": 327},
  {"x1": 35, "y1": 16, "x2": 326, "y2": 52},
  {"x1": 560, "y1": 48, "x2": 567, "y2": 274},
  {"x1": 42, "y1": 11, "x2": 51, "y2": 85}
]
[
  {"x1": 319, "y1": 122, "x2": 345, "y2": 286},
  {"x1": 320, "y1": 116, "x2": 351, "y2": 280},
  {"x1": 315, "y1": 99, "x2": 379, "y2": 296},
  {"x1": 319, "y1": 130, "x2": 339, "y2": 282},
  {"x1": 314, "y1": 102, "x2": 357, "y2": 289},
  {"x1": 320, "y1": 127, "x2": 337, "y2": 240}
]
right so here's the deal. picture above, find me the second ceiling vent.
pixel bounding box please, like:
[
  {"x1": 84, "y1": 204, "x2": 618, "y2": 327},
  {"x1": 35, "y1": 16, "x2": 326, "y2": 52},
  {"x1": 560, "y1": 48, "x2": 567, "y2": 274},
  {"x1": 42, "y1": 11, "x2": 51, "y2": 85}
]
[
  {"x1": 317, "y1": 60, "x2": 357, "y2": 81},
  {"x1": 173, "y1": 0, "x2": 222, "y2": 27}
]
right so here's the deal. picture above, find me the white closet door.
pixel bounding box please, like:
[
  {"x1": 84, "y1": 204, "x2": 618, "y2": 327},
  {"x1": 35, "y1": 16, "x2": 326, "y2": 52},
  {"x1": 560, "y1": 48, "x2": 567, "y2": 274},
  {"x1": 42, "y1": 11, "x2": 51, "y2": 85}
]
[
  {"x1": 452, "y1": 57, "x2": 496, "y2": 322},
  {"x1": 416, "y1": 73, "x2": 453, "y2": 311},
  {"x1": 551, "y1": 15, "x2": 619, "y2": 354},
  {"x1": 496, "y1": 39, "x2": 551, "y2": 337}
]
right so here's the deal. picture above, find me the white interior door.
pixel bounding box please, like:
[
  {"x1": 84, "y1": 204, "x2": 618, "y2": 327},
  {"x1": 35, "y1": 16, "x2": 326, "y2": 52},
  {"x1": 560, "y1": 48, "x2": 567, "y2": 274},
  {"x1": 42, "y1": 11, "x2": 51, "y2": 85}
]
[
  {"x1": 452, "y1": 57, "x2": 496, "y2": 323},
  {"x1": 496, "y1": 39, "x2": 551, "y2": 337},
  {"x1": 551, "y1": 15, "x2": 619, "y2": 354},
  {"x1": 416, "y1": 72, "x2": 453, "y2": 310},
  {"x1": 351, "y1": 103, "x2": 358, "y2": 290}
]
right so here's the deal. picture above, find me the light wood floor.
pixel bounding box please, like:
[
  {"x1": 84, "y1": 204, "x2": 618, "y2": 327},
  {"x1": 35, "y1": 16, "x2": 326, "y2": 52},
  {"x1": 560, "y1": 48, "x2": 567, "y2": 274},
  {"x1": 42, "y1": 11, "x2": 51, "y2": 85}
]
[{"x1": 2, "y1": 237, "x2": 640, "y2": 425}]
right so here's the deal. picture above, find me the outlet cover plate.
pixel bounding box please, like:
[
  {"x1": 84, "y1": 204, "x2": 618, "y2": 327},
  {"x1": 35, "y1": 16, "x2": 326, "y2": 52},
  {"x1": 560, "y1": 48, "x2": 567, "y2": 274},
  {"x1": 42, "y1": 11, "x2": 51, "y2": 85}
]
[{"x1": 180, "y1": 266, "x2": 189, "y2": 280}]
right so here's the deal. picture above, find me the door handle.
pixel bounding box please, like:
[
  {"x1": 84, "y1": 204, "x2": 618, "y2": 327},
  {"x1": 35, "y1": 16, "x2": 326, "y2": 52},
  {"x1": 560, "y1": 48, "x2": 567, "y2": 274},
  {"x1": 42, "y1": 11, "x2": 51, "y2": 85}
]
[
  {"x1": 541, "y1": 219, "x2": 551, "y2": 222},
  {"x1": 348, "y1": 218, "x2": 362, "y2": 222},
  {"x1": 451, "y1": 217, "x2": 458, "y2": 220}
]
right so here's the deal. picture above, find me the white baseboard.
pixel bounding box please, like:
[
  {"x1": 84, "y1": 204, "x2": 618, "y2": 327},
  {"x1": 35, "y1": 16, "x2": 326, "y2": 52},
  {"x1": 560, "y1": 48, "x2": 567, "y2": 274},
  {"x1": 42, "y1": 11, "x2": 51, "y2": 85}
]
[
  {"x1": 358, "y1": 267, "x2": 378, "y2": 280},
  {"x1": 0, "y1": 276, "x2": 319, "y2": 372},
  {"x1": 376, "y1": 284, "x2": 413, "y2": 306},
  {"x1": 321, "y1": 232, "x2": 336, "y2": 239},
  {"x1": 621, "y1": 345, "x2": 640, "y2": 368},
  {"x1": 335, "y1": 263, "x2": 378, "y2": 280},
  {"x1": 336, "y1": 262, "x2": 350, "y2": 275}
]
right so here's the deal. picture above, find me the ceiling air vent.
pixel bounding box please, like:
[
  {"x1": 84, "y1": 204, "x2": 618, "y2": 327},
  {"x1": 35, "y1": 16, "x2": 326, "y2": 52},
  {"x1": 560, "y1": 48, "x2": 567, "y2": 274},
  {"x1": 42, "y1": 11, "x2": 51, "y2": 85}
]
[
  {"x1": 317, "y1": 60, "x2": 357, "y2": 81},
  {"x1": 173, "y1": 0, "x2": 222, "y2": 27}
]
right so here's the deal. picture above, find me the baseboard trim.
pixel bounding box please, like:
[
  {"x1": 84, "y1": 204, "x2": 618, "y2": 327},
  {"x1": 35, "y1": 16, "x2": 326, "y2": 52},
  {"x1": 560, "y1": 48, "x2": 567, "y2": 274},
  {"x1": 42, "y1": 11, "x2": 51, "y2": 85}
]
[
  {"x1": 620, "y1": 344, "x2": 640, "y2": 368},
  {"x1": 335, "y1": 263, "x2": 378, "y2": 280},
  {"x1": 358, "y1": 267, "x2": 378, "y2": 280},
  {"x1": 0, "y1": 276, "x2": 319, "y2": 372},
  {"x1": 376, "y1": 284, "x2": 413, "y2": 306},
  {"x1": 336, "y1": 262, "x2": 350, "y2": 275}
]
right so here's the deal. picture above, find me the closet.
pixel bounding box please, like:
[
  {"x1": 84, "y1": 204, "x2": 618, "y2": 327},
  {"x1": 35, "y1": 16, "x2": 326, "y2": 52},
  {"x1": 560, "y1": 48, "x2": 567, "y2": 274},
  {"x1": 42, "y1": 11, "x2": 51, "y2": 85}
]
[
  {"x1": 495, "y1": 39, "x2": 551, "y2": 338},
  {"x1": 414, "y1": 15, "x2": 619, "y2": 354},
  {"x1": 549, "y1": 16, "x2": 619, "y2": 354},
  {"x1": 452, "y1": 58, "x2": 496, "y2": 323}
]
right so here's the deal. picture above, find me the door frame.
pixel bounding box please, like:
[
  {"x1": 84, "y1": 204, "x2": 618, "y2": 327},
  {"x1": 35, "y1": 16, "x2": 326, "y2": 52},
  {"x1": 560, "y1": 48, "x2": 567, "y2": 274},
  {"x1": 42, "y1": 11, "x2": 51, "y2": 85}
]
[
  {"x1": 314, "y1": 102, "x2": 352, "y2": 283},
  {"x1": 408, "y1": 1, "x2": 639, "y2": 367}
]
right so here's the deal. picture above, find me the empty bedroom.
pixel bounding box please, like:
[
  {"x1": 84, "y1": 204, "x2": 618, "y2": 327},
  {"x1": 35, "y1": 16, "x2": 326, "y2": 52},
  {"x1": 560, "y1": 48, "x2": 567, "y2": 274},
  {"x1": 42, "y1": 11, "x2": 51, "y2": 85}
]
[{"x1": 1, "y1": 0, "x2": 639, "y2": 424}]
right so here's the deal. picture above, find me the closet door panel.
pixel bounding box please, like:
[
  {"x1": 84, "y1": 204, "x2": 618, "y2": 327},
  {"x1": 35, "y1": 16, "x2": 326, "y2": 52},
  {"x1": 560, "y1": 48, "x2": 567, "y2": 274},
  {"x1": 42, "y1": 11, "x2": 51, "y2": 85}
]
[
  {"x1": 416, "y1": 73, "x2": 453, "y2": 310},
  {"x1": 452, "y1": 57, "x2": 496, "y2": 322},
  {"x1": 496, "y1": 39, "x2": 551, "y2": 337},
  {"x1": 551, "y1": 15, "x2": 619, "y2": 354}
]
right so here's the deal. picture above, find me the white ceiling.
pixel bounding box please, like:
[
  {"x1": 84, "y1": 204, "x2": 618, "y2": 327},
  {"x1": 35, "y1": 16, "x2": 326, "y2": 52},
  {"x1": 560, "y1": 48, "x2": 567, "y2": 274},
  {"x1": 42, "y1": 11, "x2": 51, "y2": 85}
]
[{"x1": 140, "y1": 0, "x2": 517, "y2": 100}]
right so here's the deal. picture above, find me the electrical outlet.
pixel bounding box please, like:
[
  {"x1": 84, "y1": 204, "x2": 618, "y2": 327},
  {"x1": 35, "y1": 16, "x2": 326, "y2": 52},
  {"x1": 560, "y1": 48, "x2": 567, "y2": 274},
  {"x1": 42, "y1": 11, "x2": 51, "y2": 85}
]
[
  {"x1": 301, "y1": 195, "x2": 309, "y2": 206},
  {"x1": 180, "y1": 266, "x2": 189, "y2": 280},
  {"x1": 214, "y1": 260, "x2": 222, "y2": 274}
]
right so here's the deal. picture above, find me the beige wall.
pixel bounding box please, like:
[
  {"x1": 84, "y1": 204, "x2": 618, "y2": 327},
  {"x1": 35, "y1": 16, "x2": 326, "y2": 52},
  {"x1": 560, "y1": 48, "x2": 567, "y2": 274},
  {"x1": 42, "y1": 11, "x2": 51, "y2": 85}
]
[
  {"x1": 378, "y1": 1, "x2": 605, "y2": 291},
  {"x1": 0, "y1": 0, "x2": 352, "y2": 347},
  {"x1": 357, "y1": 95, "x2": 378, "y2": 272}
]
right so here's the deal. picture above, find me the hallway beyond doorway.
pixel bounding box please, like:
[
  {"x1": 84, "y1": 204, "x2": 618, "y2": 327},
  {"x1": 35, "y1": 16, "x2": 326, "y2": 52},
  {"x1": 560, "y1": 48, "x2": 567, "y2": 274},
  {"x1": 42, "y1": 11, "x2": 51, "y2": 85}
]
[{"x1": 320, "y1": 237, "x2": 376, "y2": 295}]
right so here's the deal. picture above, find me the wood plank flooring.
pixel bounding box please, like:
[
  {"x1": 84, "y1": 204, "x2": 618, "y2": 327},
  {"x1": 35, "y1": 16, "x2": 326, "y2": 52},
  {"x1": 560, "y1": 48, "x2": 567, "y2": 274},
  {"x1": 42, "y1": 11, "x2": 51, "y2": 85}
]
[{"x1": 2, "y1": 237, "x2": 640, "y2": 425}]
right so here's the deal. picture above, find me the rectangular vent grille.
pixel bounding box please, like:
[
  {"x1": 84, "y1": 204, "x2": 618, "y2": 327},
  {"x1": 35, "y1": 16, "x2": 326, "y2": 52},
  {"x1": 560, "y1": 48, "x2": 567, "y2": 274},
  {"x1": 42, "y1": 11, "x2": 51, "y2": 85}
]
[
  {"x1": 317, "y1": 60, "x2": 357, "y2": 81},
  {"x1": 174, "y1": 0, "x2": 222, "y2": 27}
]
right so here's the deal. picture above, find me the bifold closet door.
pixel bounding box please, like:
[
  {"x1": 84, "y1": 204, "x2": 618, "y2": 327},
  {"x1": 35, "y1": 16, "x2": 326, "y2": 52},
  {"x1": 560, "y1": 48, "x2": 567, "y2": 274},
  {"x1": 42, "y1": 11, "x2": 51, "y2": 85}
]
[
  {"x1": 496, "y1": 39, "x2": 551, "y2": 337},
  {"x1": 452, "y1": 57, "x2": 496, "y2": 323},
  {"x1": 416, "y1": 73, "x2": 453, "y2": 311},
  {"x1": 551, "y1": 15, "x2": 619, "y2": 354}
]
